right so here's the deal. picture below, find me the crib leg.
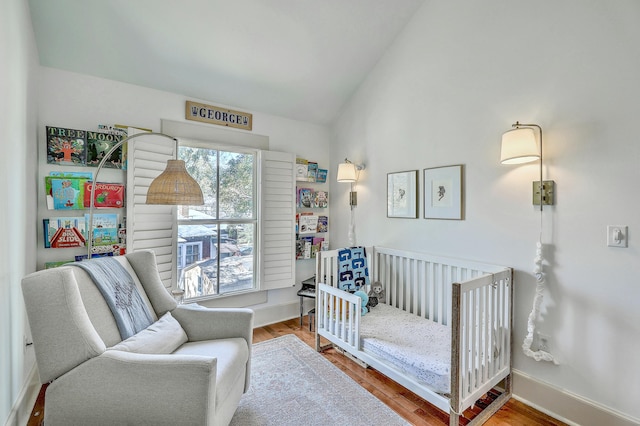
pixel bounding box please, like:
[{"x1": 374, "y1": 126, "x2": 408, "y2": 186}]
[{"x1": 449, "y1": 410, "x2": 460, "y2": 426}]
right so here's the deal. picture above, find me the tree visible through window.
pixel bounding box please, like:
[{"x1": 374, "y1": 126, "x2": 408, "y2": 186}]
[{"x1": 177, "y1": 145, "x2": 256, "y2": 299}]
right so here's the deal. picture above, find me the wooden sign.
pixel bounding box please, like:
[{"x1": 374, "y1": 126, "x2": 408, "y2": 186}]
[{"x1": 185, "y1": 101, "x2": 252, "y2": 131}]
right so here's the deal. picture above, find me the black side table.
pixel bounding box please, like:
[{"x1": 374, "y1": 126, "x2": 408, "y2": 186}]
[{"x1": 296, "y1": 276, "x2": 316, "y2": 328}]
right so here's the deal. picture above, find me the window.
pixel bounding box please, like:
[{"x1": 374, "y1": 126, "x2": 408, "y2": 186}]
[
  {"x1": 178, "y1": 146, "x2": 257, "y2": 299},
  {"x1": 126, "y1": 125, "x2": 296, "y2": 298}
]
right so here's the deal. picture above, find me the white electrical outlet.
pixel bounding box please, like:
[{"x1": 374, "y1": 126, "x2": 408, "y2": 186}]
[{"x1": 607, "y1": 225, "x2": 628, "y2": 248}]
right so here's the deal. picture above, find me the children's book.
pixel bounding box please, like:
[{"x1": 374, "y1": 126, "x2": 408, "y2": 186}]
[
  {"x1": 296, "y1": 158, "x2": 310, "y2": 181},
  {"x1": 86, "y1": 131, "x2": 123, "y2": 168},
  {"x1": 85, "y1": 213, "x2": 119, "y2": 246},
  {"x1": 312, "y1": 236, "x2": 324, "y2": 257},
  {"x1": 317, "y1": 215, "x2": 328, "y2": 233},
  {"x1": 45, "y1": 172, "x2": 93, "y2": 210},
  {"x1": 51, "y1": 177, "x2": 87, "y2": 210},
  {"x1": 83, "y1": 182, "x2": 125, "y2": 208},
  {"x1": 298, "y1": 213, "x2": 318, "y2": 235},
  {"x1": 75, "y1": 252, "x2": 114, "y2": 261},
  {"x1": 43, "y1": 217, "x2": 87, "y2": 248},
  {"x1": 307, "y1": 162, "x2": 318, "y2": 182},
  {"x1": 295, "y1": 239, "x2": 306, "y2": 259},
  {"x1": 46, "y1": 126, "x2": 87, "y2": 165},
  {"x1": 316, "y1": 169, "x2": 328, "y2": 183},
  {"x1": 314, "y1": 190, "x2": 328, "y2": 208},
  {"x1": 298, "y1": 188, "x2": 314, "y2": 208},
  {"x1": 44, "y1": 260, "x2": 74, "y2": 269}
]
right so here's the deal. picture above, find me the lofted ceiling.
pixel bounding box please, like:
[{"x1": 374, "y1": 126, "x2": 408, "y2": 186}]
[{"x1": 28, "y1": 0, "x2": 424, "y2": 125}]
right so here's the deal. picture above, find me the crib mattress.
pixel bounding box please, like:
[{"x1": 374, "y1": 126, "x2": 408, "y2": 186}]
[{"x1": 359, "y1": 303, "x2": 451, "y2": 394}]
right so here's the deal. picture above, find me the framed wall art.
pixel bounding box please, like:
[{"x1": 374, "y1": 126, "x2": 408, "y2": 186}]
[
  {"x1": 423, "y1": 164, "x2": 463, "y2": 220},
  {"x1": 387, "y1": 170, "x2": 418, "y2": 218}
]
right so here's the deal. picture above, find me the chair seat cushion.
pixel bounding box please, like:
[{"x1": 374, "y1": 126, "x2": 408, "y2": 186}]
[
  {"x1": 173, "y1": 338, "x2": 249, "y2": 408},
  {"x1": 108, "y1": 312, "x2": 188, "y2": 354}
]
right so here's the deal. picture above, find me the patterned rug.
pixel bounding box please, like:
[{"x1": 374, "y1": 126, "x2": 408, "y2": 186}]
[{"x1": 229, "y1": 334, "x2": 409, "y2": 426}]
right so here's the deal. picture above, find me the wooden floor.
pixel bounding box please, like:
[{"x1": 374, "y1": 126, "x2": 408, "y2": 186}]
[{"x1": 28, "y1": 316, "x2": 567, "y2": 426}]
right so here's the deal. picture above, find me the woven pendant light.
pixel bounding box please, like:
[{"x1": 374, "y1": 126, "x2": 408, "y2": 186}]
[{"x1": 146, "y1": 159, "x2": 204, "y2": 205}]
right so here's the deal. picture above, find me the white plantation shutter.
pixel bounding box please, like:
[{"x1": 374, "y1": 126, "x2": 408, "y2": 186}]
[
  {"x1": 126, "y1": 130, "x2": 177, "y2": 289},
  {"x1": 259, "y1": 150, "x2": 296, "y2": 290}
]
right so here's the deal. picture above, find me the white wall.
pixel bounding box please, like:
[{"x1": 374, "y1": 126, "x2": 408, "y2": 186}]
[
  {"x1": 1, "y1": 0, "x2": 39, "y2": 424},
  {"x1": 330, "y1": 0, "x2": 640, "y2": 423}
]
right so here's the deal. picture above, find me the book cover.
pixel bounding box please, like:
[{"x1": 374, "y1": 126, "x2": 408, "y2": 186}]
[
  {"x1": 45, "y1": 172, "x2": 93, "y2": 210},
  {"x1": 83, "y1": 182, "x2": 125, "y2": 208},
  {"x1": 314, "y1": 190, "x2": 328, "y2": 208},
  {"x1": 43, "y1": 217, "x2": 87, "y2": 248},
  {"x1": 295, "y1": 164, "x2": 309, "y2": 181},
  {"x1": 46, "y1": 126, "x2": 87, "y2": 165},
  {"x1": 296, "y1": 239, "x2": 306, "y2": 259},
  {"x1": 86, "y1": 131, "x2": 123, "y2": 168},
  {"x1": 298, "y1": 188, "x2": 313, "y2": 208},
  {"x1": 316, "y1": 168, "x2": 328, "y2": 183},
  {"x1": 85, "y1": 213, "x2": 119, "y2": 246},
  {"x1": 307, "y1": 162, "x2": 318, "y2": 182},
  {"x1": 298, "y1": 214, "x2": 318, "y2": 234},
  {"x1": 88, "y1": 243, "x2": 126, "y2": 257},
  {"x1": 75, "y1": 252, "x2": 114, "y2": 261},
  {"x1": 84, "y1": 213, "x2": 119, "y2": 247},
  {"x1": 317, "y1": 215, "x2": 328, "y2": 233},
  {"x1": 304, "y1": 239, "x2": 312, "y2": 259},
  {"x1": 44, "y1": 260, "x2": 74, "y2": 269},
  {"x1": 51, "y1": 177, "x2": 87, "y2": 210}
]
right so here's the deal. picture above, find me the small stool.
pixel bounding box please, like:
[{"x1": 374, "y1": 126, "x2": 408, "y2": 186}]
[{"x1": 308, "y1": 308, "x2": 315, "y2": 332}]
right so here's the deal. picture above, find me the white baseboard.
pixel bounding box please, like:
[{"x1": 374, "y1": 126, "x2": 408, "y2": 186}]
[
  {"x1": 5, "y1": 365, "x2": 39, "y2": 426},
  {"x1": 512, "y1": 369, "x2": 639, "y2": 426},
  {"x1": 252, "y1": 301, "x2": 300, "y2": 328}
]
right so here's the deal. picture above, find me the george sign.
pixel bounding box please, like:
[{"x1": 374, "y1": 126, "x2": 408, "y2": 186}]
[{"x1": 185, "y1": 101, "x2": 252, "y2": 131}]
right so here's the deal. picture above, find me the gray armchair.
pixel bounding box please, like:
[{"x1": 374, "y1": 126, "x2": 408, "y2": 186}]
[{"x1": 22, "y1": 250, "x2": 253, "y2": 426}]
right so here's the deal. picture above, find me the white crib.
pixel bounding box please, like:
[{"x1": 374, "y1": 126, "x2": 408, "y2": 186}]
[{"x1": 315, "y1": 246, "x2": 513, "y2": 426}]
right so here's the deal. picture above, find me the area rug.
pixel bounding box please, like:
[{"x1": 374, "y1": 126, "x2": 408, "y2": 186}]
[{"x1": 229, "y1": 334, "x2": 409, "y2": 426}]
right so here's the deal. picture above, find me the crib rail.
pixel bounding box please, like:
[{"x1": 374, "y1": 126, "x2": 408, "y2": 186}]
[
  {"x1": 316, "y1": 283, "x2": 361, "y2": 351},
  {"x1": 451, "y1": 269, "x2": 513, "y2": 415}
]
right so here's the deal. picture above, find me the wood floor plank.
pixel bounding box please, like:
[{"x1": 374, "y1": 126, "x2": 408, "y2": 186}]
[{"x1": 26, "y1": 314, "x2": 568, "y2": 426}]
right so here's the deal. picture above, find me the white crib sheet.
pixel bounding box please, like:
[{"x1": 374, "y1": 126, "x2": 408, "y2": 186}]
[{"x1": 359, "y1": 303, "x2": 451, "y2": 394}]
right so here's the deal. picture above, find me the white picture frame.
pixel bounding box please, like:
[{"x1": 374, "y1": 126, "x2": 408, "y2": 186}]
[
  {"x1": 387, "y1": 170, "x2": 418, "y2": 218},
  {"x1": 423, "y1": 164, "x2": 463, "y2": 220}
]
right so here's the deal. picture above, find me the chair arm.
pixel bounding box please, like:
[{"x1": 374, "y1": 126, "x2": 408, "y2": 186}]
[
  {"x1": 172, "y1": 304, "x2": 254, "y2": 345},
  {"x1": 46, "y1": 350, "x2": 217, "y2": 425}
]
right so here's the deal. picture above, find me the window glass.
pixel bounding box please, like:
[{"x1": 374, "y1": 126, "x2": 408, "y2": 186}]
[{"x1": 177, "y1": 146, "x2": 256, "y2": 299}]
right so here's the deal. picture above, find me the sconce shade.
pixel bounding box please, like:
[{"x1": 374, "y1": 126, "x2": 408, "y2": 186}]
[
  {"x1": 337, "y1": 162, "x2": 358, "y2": 182},
  {"x1": 146, "y1": 159, "x2": 204, "y2": 205},
  {"x1": 501, "y1": 127, "x2": 540, "y2": 164}
]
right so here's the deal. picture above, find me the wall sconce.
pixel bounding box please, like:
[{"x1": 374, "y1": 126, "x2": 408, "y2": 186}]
[
  {"x1": 336, "y1": 158, "x2": 364, "y2": 207},
  {"x1": 500, "y1": 122, "x2": 557, "y2": 364},
  {"x1": 337, "y1": 158, "x2": 365, "y2": 246},
  {"x1": 500, "y1": 122, "x2": 555, "y2": 210},
  {"x1": 87, "y1": 132, "x2": 204, "y2": 258}
]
